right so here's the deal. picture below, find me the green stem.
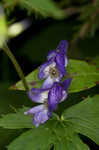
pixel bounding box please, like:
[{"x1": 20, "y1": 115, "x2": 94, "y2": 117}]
[{"x1": 3, "y1": 44, "x2": 29, "y2": 91}]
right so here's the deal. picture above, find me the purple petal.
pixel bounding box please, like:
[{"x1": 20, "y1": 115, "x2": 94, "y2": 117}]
[
  {"x1": 47, "y1": 50, "x2": 56, "y2": 60},
  {"x1": 57, "y1": 40, "x2": 68, "y2": 54},
  {"x1": 42, "y1": 76, "x2": 60, "y2": 89},
  {"x1": 42, "y1": 76, "x2": 54, "y2": 89},
  {"x1": 28, "y1": 88, "x2": 48, "y2": 103},
  {"x1": 48, "y1": 82, "x2": 62, "y2": 112},
  {"x1": 56, "y1": 52, "x2": 66, "y2": 76},
  {"x1": 33, "y1": 109, "x2": 49, "y2": 127},
  {"x1": 38, "y1": 59, "x2": 55, "y2": 80},
  {"x1": 24, "y1": 104, "x2": 44, "y2": 115},
  {"x1": 28, "y1": 88, "x2": 46, "y2": 93},
  {"x1": 62, "y1": 78, "x2": 72, "y2": 91}
]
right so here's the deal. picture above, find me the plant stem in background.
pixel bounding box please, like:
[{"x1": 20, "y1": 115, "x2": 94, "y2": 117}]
[{"x1": 3, "y1": 44, "x2": 29, "y2": 91}]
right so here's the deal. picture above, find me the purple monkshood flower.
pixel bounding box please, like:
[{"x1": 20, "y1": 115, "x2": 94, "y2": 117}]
[
  {"x1": 24, "y1": 78, "x2": 71, "y2": 127},
  {"x1": 38, "y1": 40, "x2": 68, "y2": 89}
]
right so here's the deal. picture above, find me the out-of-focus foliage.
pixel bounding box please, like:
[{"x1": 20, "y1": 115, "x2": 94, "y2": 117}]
[
  {"x1": 59, "y1": 0, "x2": 99, "y2": 39},
  {"x1": 0, "y1": 5, "x2": 7, "y2": 47},
  {"x1": 2, "y1": 0, "x2": 64, "y2": 19},
  {"x1": 1, "y1": 0, "x2": 99, "y2": 39},
  {"x1": 0, "y1": 6, "x2": 31, "y2": 46}
]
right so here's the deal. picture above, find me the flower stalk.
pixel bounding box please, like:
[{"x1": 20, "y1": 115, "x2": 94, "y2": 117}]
[{"x1": 3, "y1": 44, "x2": 29, "y2": 91}]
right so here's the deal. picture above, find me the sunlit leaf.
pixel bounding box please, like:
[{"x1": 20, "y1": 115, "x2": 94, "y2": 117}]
[
  {"x1": 67, "y1": 59, "x2": 99, "y2": 92},
  {"x1": 11, "y1": 59, "x2": 99, "y2": 93}
]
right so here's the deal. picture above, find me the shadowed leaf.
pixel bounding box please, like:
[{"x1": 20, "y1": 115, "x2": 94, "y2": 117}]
[
  {"x1": 0, "y1": 107, "x2": 33, "y2": 129},
  {"x1": 63, "y1": 95, "x2": 99, "y2": 145}
]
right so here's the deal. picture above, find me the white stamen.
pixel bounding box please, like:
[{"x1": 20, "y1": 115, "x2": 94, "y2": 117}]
[
  {"x1": 41, "y1": 91, "x2": 49, "y2": 100},
  {"x1": 55, "y1": 77, "x2": 60, "y2": 82},
  {"x1": 44, "y1": 62, "x2": 56, "y2": 76}
]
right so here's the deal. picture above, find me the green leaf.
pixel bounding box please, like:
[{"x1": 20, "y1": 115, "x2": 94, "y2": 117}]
[
  {"x1": 0, "y1": 103, "x2": 89, "y2": 149},
  {"x1": 7, "y1": 121, "x2": 89, "y2": 150},
  {"x1": 63, "y1": 95, "x2": 99, "y2": 145},
  {"x1": 2, "y1": 0, "x2": 64, "y2": 19},
  {"x1": 21, "y1": 0, "x2": 64, "y2": 19},
  {"x1": 0, "y1": 107, "x2": 33, "y2": 129},
  {"x1": 7, "y1": 127, "x2": 55, "y2": 150},
  {"x1": 11, "y1": 59, "x2": 99, "y2": 93},
  {"x1": 10, "y1": 68, "x2": 43, "y2": 90},
  {"x1": 54, "y1": 134, "x2": 89, "y2": 150},
  {"x1": 67, "y1": 59, "x2": 99, "y2": 93},
  {"x1": 53, "y1": 121, "x2": 89, "y2": 150}
]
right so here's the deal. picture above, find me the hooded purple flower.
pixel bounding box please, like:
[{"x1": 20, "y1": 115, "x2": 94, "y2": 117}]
[
  {"x1": 24, "y1": 78, "x2": 71, "y2": 127},
  {"x1": 38, "y1": 40, "x2": 68, "y2": 89}
]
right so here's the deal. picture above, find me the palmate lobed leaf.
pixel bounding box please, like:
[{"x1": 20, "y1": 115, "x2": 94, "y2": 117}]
[
  {"x1": 0, "y1": 96, "x2": 98, "y2": 149},
  {"x1": 10, "y1": 59, "x2": 99, "y2": 93},
  {"x1": 63, "y1": 95, "x2": 99, "y2": 145},
  {"x1": 0, "y1": 95, "x2": 99, "y2": 146},
  {"x1": 7, "y1": 120, "x2": 89, "y2": 150},
  {"x1": 52, "y1": 121, "x2": 89, "y2": 150}
]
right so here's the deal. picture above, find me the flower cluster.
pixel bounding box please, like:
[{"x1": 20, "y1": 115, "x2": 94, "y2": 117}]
[{"x1": 24, "y1": 40, "x2": 71, "y2": 127}]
